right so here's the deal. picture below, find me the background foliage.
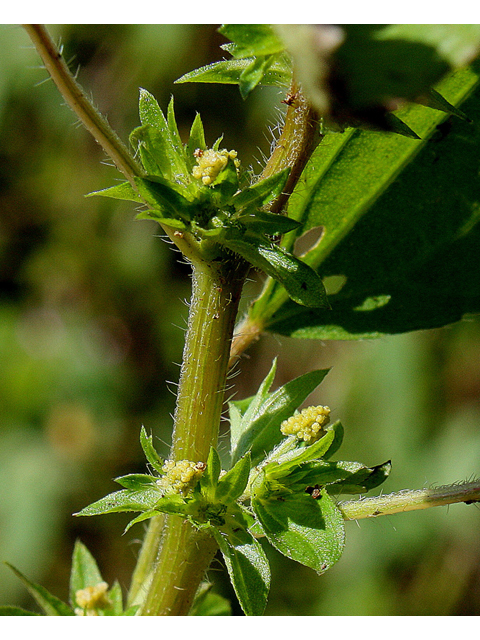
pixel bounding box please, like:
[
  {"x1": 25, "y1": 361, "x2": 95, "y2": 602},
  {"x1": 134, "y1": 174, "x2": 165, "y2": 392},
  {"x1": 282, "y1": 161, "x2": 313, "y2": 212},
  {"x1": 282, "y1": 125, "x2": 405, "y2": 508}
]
[{"x1": 1, "y1": 24, "x2": 480, "y2": 615}]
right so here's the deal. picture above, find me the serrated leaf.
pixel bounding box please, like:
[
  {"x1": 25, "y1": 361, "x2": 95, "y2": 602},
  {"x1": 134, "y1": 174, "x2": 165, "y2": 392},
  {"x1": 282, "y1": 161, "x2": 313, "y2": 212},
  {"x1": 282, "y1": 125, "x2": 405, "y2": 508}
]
[
  {"x1": 114, "y1": 473, "x2": 157, "y2": 490},
  {"x1": 75, "y1": 487, "x2": 160, "y2": 517},
  {"x1": 212, "y1": 526, "x2": 270, "y2": 616},
  {"x1": 69, "y1": 540, "x2": 104, "y2": 608},
  {"x1": 6, "y1": 563, "x2": 74, "y2": 616},
  {"x1": 0, "y1": 606, "x2": 40, "y2": 615},
  {"x1": 215, "y1": 453, "x2": 251, "y2": 503},
  {"x1": 252, "y1": 490, "x2": 345, "y2": 574},
  {"x1": 140, "y1": 426, "x2": 164, "y2": 474},
  {"x1": 86, "y1": 182, "x2": 142, "y2": 203},
  {"x1": 175, "y1": 58, "x2": 291, "y2": 88},
  {"x1": 231, "y1": 367, "x2": 329, "y2": 466},
  {"x1": 219, "y1": 234, "x2": 329, "y2": 308},
  {"x1": 253, "y1": 63, "x2": 480, "y2": 340}
]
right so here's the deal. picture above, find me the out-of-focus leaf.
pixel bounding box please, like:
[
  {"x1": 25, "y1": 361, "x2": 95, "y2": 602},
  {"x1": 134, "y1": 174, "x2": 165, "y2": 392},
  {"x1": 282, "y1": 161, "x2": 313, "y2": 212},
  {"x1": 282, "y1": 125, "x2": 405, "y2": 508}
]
[
  {"x1": 218, "y1": 24, "x2": 285, "y2": 59},
  {"x1": 5, "y1": 563, "x2": 74, "y2": 616},
  {"x1": 69, "y1": 541, "x2": 103, "y2": 608},
  {"x1": 0, "y1": 606, "x2": 40, "y2": 615}
]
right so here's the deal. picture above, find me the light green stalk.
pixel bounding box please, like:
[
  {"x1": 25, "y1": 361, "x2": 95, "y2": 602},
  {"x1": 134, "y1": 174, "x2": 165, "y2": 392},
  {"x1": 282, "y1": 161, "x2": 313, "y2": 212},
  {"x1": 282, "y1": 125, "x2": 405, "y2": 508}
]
[{"x1": 339, "y1": 480, "x2": 480, "y2": 520}]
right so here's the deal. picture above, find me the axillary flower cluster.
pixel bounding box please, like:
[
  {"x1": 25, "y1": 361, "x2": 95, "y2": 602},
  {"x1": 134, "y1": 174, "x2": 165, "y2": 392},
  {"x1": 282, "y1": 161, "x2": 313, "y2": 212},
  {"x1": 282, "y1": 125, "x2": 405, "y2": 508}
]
[
  {"x1": 74, "y1": 581, "x2": 110, "y2": 616},
  {"x1": 157, "y1": 459, "x2": 206, "y2": 495},
  {"x1": 280, "y1": 405, "x2": 331, "y2": 443},
  {"x1": 192, "y1": 148, "x2": 240, "y2": 185}
]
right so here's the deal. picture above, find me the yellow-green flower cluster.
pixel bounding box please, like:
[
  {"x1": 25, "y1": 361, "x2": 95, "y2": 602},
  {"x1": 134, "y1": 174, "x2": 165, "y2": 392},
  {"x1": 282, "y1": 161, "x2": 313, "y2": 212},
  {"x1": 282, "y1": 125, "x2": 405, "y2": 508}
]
[
  {"x1": 157, "y1": 459, "x2": 206, "y2": 495},
  {"x1": 74, "y1": 581, "x2": 110, "y2": 616},
  {"x1": 192, "y1": 148, "x2": 239, "y2": 186},
  {"x1": 280, "y1": 405, "x2": 331, "y2": 443}
]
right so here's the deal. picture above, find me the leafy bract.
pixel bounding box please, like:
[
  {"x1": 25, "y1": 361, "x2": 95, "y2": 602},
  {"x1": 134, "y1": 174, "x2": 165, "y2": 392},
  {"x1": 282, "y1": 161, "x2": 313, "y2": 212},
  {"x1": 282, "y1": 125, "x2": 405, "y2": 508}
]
[
  {"x1": 69, "y1": 540, "x2": 104, "y2": 608},
  {"x1": 212, "y1": 517, "x2": 270, "y2": 616},
  {"x1": 230, "y1": 365, "x2": 330, "y2": 465},
  {"x1": 250, "y1": 63, "x2": 480, "y2": 339}
]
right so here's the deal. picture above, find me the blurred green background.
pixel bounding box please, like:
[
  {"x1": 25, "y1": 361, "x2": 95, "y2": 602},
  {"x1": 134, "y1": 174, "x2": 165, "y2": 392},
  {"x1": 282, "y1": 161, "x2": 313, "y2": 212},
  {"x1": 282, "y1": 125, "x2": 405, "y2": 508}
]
[{"x1": 1, "y1": 24, "x2": 480, "y2": 616}]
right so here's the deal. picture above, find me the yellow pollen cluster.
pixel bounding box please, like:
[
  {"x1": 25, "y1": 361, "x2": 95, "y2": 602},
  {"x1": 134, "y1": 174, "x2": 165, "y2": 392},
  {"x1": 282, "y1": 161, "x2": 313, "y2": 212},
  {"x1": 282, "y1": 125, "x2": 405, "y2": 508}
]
[
  {"x1": 192, "y1": 148, "x2": 239, "y2": 186},
  {"x1": 157, "y1": 459, "x2": 205, "y2": 495},
  {"x1": 280, "y1": 405, "x2": 331, "y2": 443},
  {"x1": 74, "y1": 581, "x2": 110, "y2": 616}
]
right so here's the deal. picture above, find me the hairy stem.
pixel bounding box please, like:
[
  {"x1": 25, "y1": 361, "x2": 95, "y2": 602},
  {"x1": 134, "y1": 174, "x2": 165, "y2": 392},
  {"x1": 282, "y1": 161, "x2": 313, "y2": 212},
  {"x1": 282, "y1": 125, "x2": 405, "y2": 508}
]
[
  {"x1": 136, "y1": 256, "x2": 247, "y2": 615},
  {"x1": 338, "y1": 480, "x2": 480, "y2": 520},
  {"x1": 229, "y1": 83, "x2": 320, "y2": 365},
  {"x1": 23, "y1": 24, "x2": 201, "y2": 263},
  {"x1": 23, "y1": 24, "x2": 142, "y2": 183}
]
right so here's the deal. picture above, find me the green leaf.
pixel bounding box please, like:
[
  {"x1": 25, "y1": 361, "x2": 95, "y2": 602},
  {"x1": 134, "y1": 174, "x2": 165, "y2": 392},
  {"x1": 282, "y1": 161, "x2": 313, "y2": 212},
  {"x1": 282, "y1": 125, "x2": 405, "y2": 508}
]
[
  {"x1": 189, "y1": 589, "x2": 232, "y2": 616},
  {"x1": 239, "y1": 55, "x2": 275, "y2": 99},
  {"x1": 138, "y1": 89, "x2": 188, "y2": 180},
  {"x1": 123, "y1": 510, "x2": 160, "y2": 534},
  {"x1": 0, "y1": 606, "x2": 40, "y2": 615},
  {"x1": 5, "y1": 563, "x2": 74, "y2": 616},
  {"x1": 215, "y1": 453, "x2": 251, "y2": 503},
  {"x1": 69, "y1": 541, "x2": 104, "y2": 608},
  {"x1": 107, "y1": 580, "x2": 124, "y2": 616},
  {"x1": 231, "y1": 367, "x2": 330, "y2": 466},
  {"x1": 236, "y1": 211, "x2": 301, "y2": 236},
  {"x1": 140, "y1": 426, "x2": 164, "y2": 474},
  {"x1": 230, "y1": 358, "x2": 277, "y2": 456},
  {"x1": 253, "y1": 63, "x2": 480, "y2": 339},
  {"x1": 114, "y1": 473, "x2": 157, "y2": 490},
  {"x1": 86, "y1": 182, "x2": 143, "y2": 203},
  {"x1": 134, "y1": 210, "x2": 187, "y2": 229},
  {"x1": 325, "y1": 460, "x2": 392, "y2": 495},
  {"x1": 212, "y1": 525, "x2": 270, "y2": 616},
  {"x1": 252, "y1": 490, "x2": 345, "y2": 574},
  {"x1": 219, "y1": 233, "x2": 329, "y2": 308},
  {"x1": 186, "y1": 112, "x2": 206, "y2": 166},
  {"x1": 200, "y1": 447, "x2": 222, "y2": 500},
  {"x1": 134, "y1": 176, "x2": 193, "y2": 222},
  {"x1": 175, "y1": 58, "x2": 291, "y2": 88},
  {"x1": 75, "y1": 487, "x2": 160, "y2": 517},
  {"x1": 265, "y1": 428, "x2": 336, "y2": 481},
  {"x1": 218, "y1": 24, "x2": 285, "y2": 58},
  {"x1": 232, "y1": 168, "x2": 290, "y2": 211}
]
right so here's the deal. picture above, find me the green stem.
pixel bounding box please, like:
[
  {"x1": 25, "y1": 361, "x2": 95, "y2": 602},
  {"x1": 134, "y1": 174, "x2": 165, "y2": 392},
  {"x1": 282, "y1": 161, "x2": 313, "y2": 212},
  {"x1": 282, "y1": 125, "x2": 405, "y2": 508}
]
[
  {"x1": 136, "y1": 255, "x2": 247, "y2": 615},
  {"x1": 338, "y1": 480, "x2": 480, "y2": 520},
  {"x1": 229, "y1": 83, "x2": 320, "y2": 364},
  {"x1": 23, "y1": 24, "x2": 201, "y2": 264}
]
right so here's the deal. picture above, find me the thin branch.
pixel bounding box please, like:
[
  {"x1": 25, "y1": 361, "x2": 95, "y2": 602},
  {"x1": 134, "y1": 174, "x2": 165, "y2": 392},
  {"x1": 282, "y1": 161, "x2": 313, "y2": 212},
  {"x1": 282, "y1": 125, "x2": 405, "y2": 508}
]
[
  {"x1": 338, "y1": 480, "x2": 480, "y2": 521},
  {"x1": 23, "y1": 25, "x2": 143, "y2": 184}
]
